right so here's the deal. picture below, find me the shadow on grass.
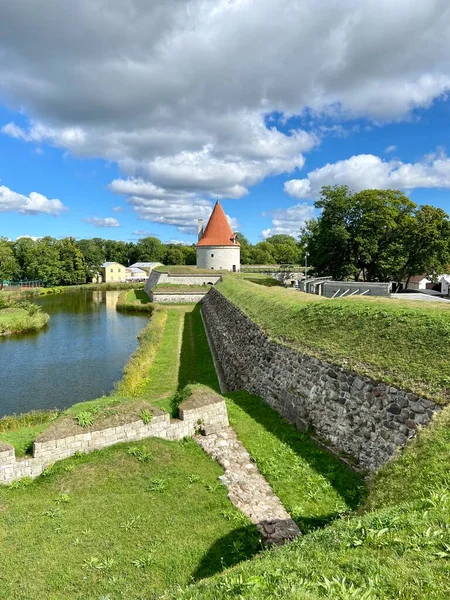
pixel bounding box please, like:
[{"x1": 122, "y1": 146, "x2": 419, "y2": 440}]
[
  {"x1": 134, "y1": 290, "x2": 151, "y2": 304},
  {"x1": 226, "y1": 391, "x2": 366, "y2": 512},
  {"x1": 192, "y1": 524, "x2": 262, "y2": 582},
  {"x1": 177, "y1": 305, "x2": 220, "y2": 393}
]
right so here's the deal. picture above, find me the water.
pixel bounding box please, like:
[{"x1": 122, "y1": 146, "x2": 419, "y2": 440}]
[{"x1": 0, "y1": 290, "x2": 148, "y2": 417}]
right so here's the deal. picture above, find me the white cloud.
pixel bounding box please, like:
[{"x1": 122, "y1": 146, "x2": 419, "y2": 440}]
[
  {"x1": 83, "y1": 217, "x2": 120, "y2": 228},
  {"x1": 262, "y1": 203, "x2": 315, "y2": 238},
  {"x1": 110, "y1": 177, "x2": 238, "y2": 234},
  {"x1": 112, "y1": 206, "x2": 123, "y2": 212},
  {"x1": 0, "y1": 184, "x2": 67, "y2": 215},
  {"x1": 385, "y1": 145, "x2": 397, "y2": 153},
  {"x1": 284, "y1": 151, "x2": 450, "y2": 198},
  {"x1": 2, "y1": 1, "x2": 450, "y2": 230}
]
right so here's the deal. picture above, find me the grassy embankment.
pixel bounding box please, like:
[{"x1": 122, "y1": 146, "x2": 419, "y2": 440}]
[
  {"x1": 0, "y1": 298, "x2": 49, "y2": 336},
  {"x1": 116, "y1": 288, "x2": 153, "y2": 313},
  {"x1": 0, "y1": 299, "x2": 367, "y2": 599},
  {"x1": 166, "y1": 404, "x2": 450, "y2": 600},
  {"x1": 217, "y1": 275, "x2": 450, "y2": 404}
]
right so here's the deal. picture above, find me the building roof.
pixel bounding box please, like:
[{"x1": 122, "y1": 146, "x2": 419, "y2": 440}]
[
  {"x1": 408, "y1": 274, "x2": 430, "y2": 283},
  {"x1": 196, "y1": 201, "x2": 240, "y2": 247},
  {"x1": 129, "y1": 262, "x2": 161, "y2": 268},
  {"x1": 126, "y1": 267, "x2": 147, "y2": 274},
  {"x1": 101, "y1": 261, "x2": 124, "y2": 268}
]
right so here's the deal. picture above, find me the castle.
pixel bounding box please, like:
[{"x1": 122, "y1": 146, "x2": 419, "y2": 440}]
[{"x1": 196, "y1": 201, "x2": 240, "y2": 271}]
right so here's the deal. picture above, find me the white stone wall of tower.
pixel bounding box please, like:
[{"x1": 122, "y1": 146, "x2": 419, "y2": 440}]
[{"x1": 196, "y1": 245, "x2": 240, "y2": 271}]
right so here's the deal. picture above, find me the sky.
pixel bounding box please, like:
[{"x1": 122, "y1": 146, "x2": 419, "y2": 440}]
[{"x1": 2, "y1": 1, "x2": 450, "y2": 244}]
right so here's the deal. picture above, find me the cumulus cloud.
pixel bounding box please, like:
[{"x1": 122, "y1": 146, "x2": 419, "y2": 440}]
[
  {"x1": 2, "y1": 1, "x2": 450, "y2": 231},
  {"x1": 110, "y1": 177, "x2": 238, "y2": 235},
  {"x1": 0, "y1": 184, "x2": 67, "y2": 215},
  {"x1": 262, "y1": 203, "x2": 315, "y2": 238},
  {"x1": 284, "y1": 151, "x2": 450, "y2": 198},
  {"x1": 83, "y1": 217, "x2": 120, "y2": 228},
  {"x1": 385, "y1": 145, "x2": 397, "y2": 153}
]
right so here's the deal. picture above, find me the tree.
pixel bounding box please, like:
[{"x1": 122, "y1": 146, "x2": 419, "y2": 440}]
[
  {"x1": 58, "y1": 238, "x2": 86, "y2": 285},
  {"x1": 135, "y1": 237, "x2": 164, "y2": 262},
  {"x1": 300, "y1": 185, "x2": 424, "y2": 281},
  {"x1": 76, "y1": 239, "x2": 105, "y2": 279},
  {"x1": 250, "y1": 242, "x2": 276, "y2": 265},
  {"x1": 234, "y1": 232, "x2": 252, "y2": 264},
  {"x1": 399, "y1": 205, "x2": 450, "y2": 286},
  {"x1": 164, "y1": 247, "x2": 185, "y2": 265},
  {"x1": 301, "y1": 186, "x2": 356, "y2": 280},
  {"x1": 0, "y1": 238, "x2": 18, "y2": 287}
]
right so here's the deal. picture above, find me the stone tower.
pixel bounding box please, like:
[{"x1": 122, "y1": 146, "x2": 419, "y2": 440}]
[{"x1": 196, "y1": 201, "x2": 240, "y2": 271}]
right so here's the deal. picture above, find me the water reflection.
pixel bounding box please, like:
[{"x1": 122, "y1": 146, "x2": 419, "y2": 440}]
[{"x1": 0, "y1": 290, "x2": 148, "y2": 417}]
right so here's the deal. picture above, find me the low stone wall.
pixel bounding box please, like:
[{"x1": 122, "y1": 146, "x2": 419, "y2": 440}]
[
  {"x1": 0, "y1": 396, "x2": 228, "y2": 485},
  {"x1": 145, "y1": 271, "x2": 222, "y2": 293},
  {"x1": 202, "y1": 287, "x2": 440, "y2": 471},
  {"x1": 150, "y1": 292, "x2": 207, "y2": 304}
]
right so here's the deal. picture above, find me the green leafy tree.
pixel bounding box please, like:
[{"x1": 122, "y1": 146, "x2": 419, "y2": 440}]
[
  {"x1": 399, "y1": 205, "x2": 450, "y2": 286},
  {"x1": 234, "y1": 232, "x2": 252, "y2": 264},
  {"x1": 58, "y1": 238, "x2": 86, "y2": 285},
  {"x1": 164, "y1": 246, "x2": 185, "y2": 265},
  {"x1": 0, "y1": 238, "x2": 19, "y2": 287},
  {"x1": 135, "y1": 237, "x2": 164, "y2": 262},
  {"x1": 76, "y1": 239, "x2": 106, "y2": 279}
]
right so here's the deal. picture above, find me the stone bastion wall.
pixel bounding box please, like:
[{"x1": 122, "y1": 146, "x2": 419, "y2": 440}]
[
  {"x1": 0, "y1": 396, "x2": 228, "y2": 485},
  {"x1": 149, "y1": 292, "x2": 208, "y2": 304},
  {"x1": 202, "y1": 287, "x2": 440, "y2": 472}
]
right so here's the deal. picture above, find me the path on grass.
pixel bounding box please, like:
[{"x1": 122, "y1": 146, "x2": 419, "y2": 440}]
[{"x1": 195, "y1": 427, "x2": 301, "y2": 545}]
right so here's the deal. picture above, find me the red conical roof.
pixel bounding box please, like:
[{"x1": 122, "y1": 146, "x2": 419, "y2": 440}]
[{"x1": 196, "y1": 201, "x2": 240, "y2": 247}]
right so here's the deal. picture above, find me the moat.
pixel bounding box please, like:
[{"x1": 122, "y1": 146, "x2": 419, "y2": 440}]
[{"x1": 0, "y1": 290, "x2": 148, "y2": 417}]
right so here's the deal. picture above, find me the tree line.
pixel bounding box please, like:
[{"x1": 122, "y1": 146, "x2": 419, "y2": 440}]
[
  {"x1": 301, "y1": 186, "x2": 450, "y2": 285},
  {"x1": 0, "y1": 233, "x2": 303, "y2": 286}
]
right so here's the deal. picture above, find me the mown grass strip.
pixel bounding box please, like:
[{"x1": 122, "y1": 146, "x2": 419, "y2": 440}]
[
  {"x1": 143, "y1": 309, "x2": 185, "y2": 407},
  {"x1": 217, "y1": 276, "x2": 450, "y2": 403}
]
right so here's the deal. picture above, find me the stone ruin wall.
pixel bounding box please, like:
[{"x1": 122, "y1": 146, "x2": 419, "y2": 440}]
[
  {"x1": 0, "y1": 397, "x2": 228, "y2": 485},
  {"x1": 202, "y1": 287, "x2": 440, "y2": 472}
]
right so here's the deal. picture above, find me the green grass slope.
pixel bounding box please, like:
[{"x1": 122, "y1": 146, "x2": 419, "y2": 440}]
[
  {"x1": 217, "y1": 276, "x2": 450, "y2": 403},
  {"x1": 0, "y1": 438, "x2": 260, "y2": 599},
  {"x1": 164, "y1": 405, "x2": 450, "y2": 600}
]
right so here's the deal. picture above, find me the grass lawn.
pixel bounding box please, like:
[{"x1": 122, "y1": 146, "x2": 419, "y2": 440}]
[
  {"x1": 149, "y1": 305, "x2": 220, "y2": 413},
  {"x1": 0, "y1": 438, "x2": 260, "y2": 600},
  {"x1": 217, "y1": 276, "x2": 450, "y2": 403},
  {"x1": 225, "y1": 392, "x2": 365, "y2": 533},
  {"x1": 116, "y1": 289, "x2": 153, "y2": 313},
  {"x1": 0, "y1": 307, "x2": 49, "y2": 335}
]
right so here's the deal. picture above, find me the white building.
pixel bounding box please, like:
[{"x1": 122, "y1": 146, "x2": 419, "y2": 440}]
[
  {"x1": 125, "y1": 267, "x2": 147, "y2": 281},
  {"x1": 196, "y1": 201, "x2": 240, "y2": 271}
]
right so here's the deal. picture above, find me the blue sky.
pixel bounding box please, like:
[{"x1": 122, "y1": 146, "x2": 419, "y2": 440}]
[{"x1": 2, "y1": 1, "x2": 450, "y2": 244}]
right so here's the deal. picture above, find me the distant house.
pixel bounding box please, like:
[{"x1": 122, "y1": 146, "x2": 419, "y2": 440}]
[
  {"x1": 439, "y1": 275, "x2": 450, "y2": 295},
  {"x1": 129, "y1": 262, "x2": 162, "y2": 274},
  {"x1": 405, "y1": 275, "x2": 431, "y2": 290},
  {"x1": 100, "y1": 262, "x2": 126, "y2": 283},
  {"x1": 125, "y1": 266, "x2": 147, "y2": 281}
]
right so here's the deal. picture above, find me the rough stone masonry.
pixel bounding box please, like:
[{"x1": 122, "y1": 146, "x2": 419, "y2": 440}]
[{"x1": 202, "y1": 287, "x2": 441, "y2": 472}]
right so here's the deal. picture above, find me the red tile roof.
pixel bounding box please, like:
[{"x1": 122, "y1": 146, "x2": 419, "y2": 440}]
[{"x1": 196, "y1": 201, "x2": 240, "y2": 247}]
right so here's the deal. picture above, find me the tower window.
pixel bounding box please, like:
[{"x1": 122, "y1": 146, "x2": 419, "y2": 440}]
[{"x1": 211, "y1": 253, "x2": 214, "y2": 257}]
